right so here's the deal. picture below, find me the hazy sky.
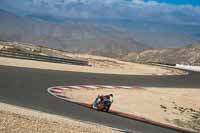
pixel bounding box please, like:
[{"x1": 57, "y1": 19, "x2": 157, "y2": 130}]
[
  {"x1": 0, "y1": 0, "x2": 200, "y2": 25},
  {"x1": 152, "y1": 0, "x2": 200, "y2": 6}
]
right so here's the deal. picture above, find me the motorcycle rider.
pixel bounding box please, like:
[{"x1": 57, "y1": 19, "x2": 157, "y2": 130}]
[{"x1": 92, "y1": 94, "x2": 113, "y2": 111}]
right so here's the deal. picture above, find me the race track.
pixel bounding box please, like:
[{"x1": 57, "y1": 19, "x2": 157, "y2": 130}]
[{"x1": 0, "y1": 65, "x2": 199, "y2": 133}]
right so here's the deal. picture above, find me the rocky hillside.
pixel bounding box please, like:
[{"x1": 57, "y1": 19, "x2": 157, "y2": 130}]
[
  {"x1": 123, "y1": 43, "x2": 200, "y2": 66},
  {"x1": 0, "y1": 9, "x2": 148, "y2": 57}
]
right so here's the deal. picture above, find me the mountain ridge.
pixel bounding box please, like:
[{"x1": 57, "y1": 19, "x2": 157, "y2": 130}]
[
  {"x1": 0, "y1": 9, "x2": 149, "y2": 56},
  {"x1": 123, "y1": 43, "x2": 200, "y2": 66}
]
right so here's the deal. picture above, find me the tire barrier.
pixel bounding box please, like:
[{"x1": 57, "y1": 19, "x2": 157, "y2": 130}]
[
  {"x1": 148, "y1": 62, "x2": 176, "y2": 66},
  {"x1": 0, "y1": 50, "x2": 88, "y2": 66}
]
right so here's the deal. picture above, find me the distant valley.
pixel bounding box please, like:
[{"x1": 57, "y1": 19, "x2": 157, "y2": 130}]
[
  {"x1": 1, "y1": 8, "x2": 200, "y2": 65},
  {"x1": 0, "y1": 9, "x2": 148, "y2": 57}
]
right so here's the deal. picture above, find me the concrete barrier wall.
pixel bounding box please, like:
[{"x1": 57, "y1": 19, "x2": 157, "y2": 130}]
[{"x1": 176, "y1": 64, "x2": 200, "y2": 72}]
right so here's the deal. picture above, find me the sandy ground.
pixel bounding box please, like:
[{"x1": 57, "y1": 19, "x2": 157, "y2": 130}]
[
  {"x1": 0, "y1": 45, "x2": 3, "y2": 49},
  {"x1": 0, "y1": 56, "x2": 185, "y2": 75},
  {"x1": 0, "y1": 102, "x2": 121, "y2": 133},
  {"x1": 0, "y1": 43, "x2": 185, "y2": 75},
  {"x1": 62, "y1": 87, "x2": 200, "y2": 131},
  {"x1": 45, "y1": 48, "x2": 186, "y2": 75}
]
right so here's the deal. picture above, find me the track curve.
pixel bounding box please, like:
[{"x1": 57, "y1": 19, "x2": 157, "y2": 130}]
[{"x1": 0, "y1": 65, "x2": 199, "y2": 133}]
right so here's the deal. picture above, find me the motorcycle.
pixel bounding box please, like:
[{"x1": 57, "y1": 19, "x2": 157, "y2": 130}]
[{"x1": 95, "y1": 99, "x2": 112, "y2": 112}]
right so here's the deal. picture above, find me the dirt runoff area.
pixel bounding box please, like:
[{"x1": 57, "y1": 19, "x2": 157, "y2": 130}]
[
  {"x1": 62, "y1": 87, "x2": 200, "y2": 131},
  {"x1": 0, "y1": 56, "x2": 185, "y2": 76},
  {"x1": 0, "y1": 102, "x2": 121, "y2": 133}
]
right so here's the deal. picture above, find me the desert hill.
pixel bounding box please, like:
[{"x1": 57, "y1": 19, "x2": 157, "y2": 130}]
[{"x1": 123, "y1": 43, "x2": 200, "y2": 66}]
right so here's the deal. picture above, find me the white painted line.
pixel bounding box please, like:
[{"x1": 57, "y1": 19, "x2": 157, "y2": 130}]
[{"x1": 48, "y1": 88, "x2": 70, "y2": 101}]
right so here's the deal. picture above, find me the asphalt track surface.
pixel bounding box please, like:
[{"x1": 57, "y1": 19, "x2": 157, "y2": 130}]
[{"x1": 0, "y1": 65, "x2": 199, "y2": 133}]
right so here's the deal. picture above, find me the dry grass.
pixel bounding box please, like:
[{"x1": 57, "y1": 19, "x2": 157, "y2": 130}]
[
  {"x1": 0, "y1": 103, "x2": 121, "y2": 133},
  {"x1": 62, "y1": 87, "x2": 200, "y2": 131}
]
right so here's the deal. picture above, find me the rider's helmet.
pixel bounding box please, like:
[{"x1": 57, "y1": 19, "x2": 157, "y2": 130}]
[{"x1": 109, "y1": 94, "x2": 113, "y2": 97}]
